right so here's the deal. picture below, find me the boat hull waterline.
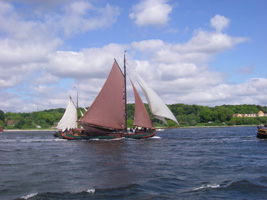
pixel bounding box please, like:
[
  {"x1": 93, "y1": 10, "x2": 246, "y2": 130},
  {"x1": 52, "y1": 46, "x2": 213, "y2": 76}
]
[
  {"x1": 61, "y1": 130, "x2": 156, "y2": 140},
  {"x1": 257, "y1": 126, "x2": 267, "y2": 139}
]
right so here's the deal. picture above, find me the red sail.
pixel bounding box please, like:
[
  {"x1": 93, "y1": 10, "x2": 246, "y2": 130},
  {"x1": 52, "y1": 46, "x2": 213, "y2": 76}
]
[
  {"x1": 80, "y1": 60, "x2": 125, "y2": 129},
  {"x1": 131, "y1": 80, "x2": 153, "y2": 128}
]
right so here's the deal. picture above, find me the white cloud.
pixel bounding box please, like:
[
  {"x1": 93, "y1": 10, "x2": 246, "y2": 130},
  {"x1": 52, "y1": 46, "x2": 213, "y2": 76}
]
[
  {"x1": 177, "y1": 78, "x2": 267, "y2": 106},
  {"x1": 47, "y1": 43, "x2": 128, "y2": 79},
  {"x1": 159, "y1": 63, "x2": 198, "y2": 79},
  {"x1": 56, "y1": 2, "x2": 120, "y2": 37},
  {"x1": 132, "y1": 39, "x2": 167, "y2": 53},
  {"x1": 0, "y1": 39, "x2": 60, "y2": 66},
  {"x1": 131, "y1": 29, "x2": 248, "y2": 66},
  {"x1": 210, "y1": 15, "x2": 230, "y2": 32},
  {"x1": 0, "y1": 1, "x2": 122, "y2": 112},
  {"x1": 127, "y1": 16, "x2": 250, "y2": 106},
  {"x1": 129, "y1": 0, "x2": 172, "y2": 27},
  {"x1": 0, "y1": 3, "x2": 259, "y2": 113},
  {"x1": 0, "y1": 1, "x2": 120, "y2": 38},
  {"x1": 176, "y1": 30, "x2": 248, "y2": 54}
]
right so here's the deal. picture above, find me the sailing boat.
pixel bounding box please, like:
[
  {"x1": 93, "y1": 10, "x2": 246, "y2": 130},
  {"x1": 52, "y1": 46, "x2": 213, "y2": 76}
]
[
  {"x1": 62, "y1": 56, "x2": 178, "y2": 140},
  {"x1": 54, "y1": 96, "x2": 84, "y2": 138},
  {"x1": 257, "y1": 126, "x2": 267, "y2": 139}
]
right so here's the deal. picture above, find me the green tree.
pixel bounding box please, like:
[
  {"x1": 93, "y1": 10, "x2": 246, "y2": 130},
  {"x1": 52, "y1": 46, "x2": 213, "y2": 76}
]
[
  {"x1": 0, "y1": 110, "x2": 4, "y2": 121},
  {"x1": 211, "y1": 110, "x2": 218, "y2": 122},
  {"x1": 127, "y1": 119, "x2": 134, "y2": 127},
  {"x1": 215, "y1": 106, "x2": 234, "y2": 122},
  {"x1": 16, "y1": 119, "x2": 25, "y2": 129},
  {"x1": 187, "y1": 113, "x2": 199, "y2": 126},
  {"x1": 199, "y1": 107, "x2": 213, "y2": 123},
  {"x1": 176, "y1": 107, "x2": 184, "y2": 115},
  {"x1": 227, "y1": 118, "x2": 236, "y2": 125},
  {"x1": 37, "y1": 112, "x2": 55, "y2": 125}
]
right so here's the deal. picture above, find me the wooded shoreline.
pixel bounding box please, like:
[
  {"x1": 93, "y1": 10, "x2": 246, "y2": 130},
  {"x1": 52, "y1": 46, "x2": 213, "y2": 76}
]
[
  {"x1": 2, "y1": 125, "x2": 258, "y2": 132},
  {"x1": 1, "y1": 104, "x2": 267, "y2": 130}
]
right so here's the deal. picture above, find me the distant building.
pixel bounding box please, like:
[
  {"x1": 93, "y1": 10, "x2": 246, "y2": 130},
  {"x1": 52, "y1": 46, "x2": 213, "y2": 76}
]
[
  {"x1": 7, "y1": 120, "x2": 17, "y2": 126},
  {"x1": 258, "y1": 111, "x2": 264, "y2": 117},
  {"x1": 233, "y1": 111, "x2": 265, "y2": 118}
]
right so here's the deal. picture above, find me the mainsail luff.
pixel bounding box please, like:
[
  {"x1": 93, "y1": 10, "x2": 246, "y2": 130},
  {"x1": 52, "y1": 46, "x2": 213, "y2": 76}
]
[
  {"x1": 80, "y1": 60, "x2": 125, "y2": 130},
  {"x1": 123, "y1": 53, "x2": 127, "y2": 132},
  {"x1": 135, "y1": 73, "x2": 179, "y2": 125},
  {"x1": 76, "y1": 91, "x2": 79, "y2": 128},
  {"x1": 131, "y1": 80, "x2": 153, "y2": 128},
  {"x1": 56, "y1": 96, "x2": 77, "y2": 130}
]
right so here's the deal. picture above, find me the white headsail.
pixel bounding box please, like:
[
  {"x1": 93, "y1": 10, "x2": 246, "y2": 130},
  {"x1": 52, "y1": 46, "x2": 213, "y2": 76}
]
[
  {"x1": 135, "y1": 73, "x2": 179, "y2": 125},
  {"x1": 56, "y1": 97, "x2": 77, "y2": 130}
]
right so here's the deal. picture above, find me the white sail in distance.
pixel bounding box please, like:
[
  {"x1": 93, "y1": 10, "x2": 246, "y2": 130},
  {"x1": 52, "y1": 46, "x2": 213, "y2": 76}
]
[
  {"x1": 134, "y1": 73, "x2": 179, "y2": 125},
  {"x1": 56, "y1": 97, "x2": 77, "y2": 130}
]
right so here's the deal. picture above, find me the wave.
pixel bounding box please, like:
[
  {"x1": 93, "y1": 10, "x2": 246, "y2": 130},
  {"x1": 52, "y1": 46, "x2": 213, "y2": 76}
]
[
  {"x1": 193, "y1": 184, "x2": 220, "y2": 191},
  {"x1": 16, "y1": 185, "x2": 144, "y2": 200},
  {"x1": 192, "y1": 179, "x2": 267, "y2": 193},
  {"x1": 54, "y1": 138, "x2": 67, "y2": 142},
  {"x1": 14, "y1": 179, "x2": 267, "y2": 200},
  {"x1": 17, "y1": 188, "x2": 95, "y2": 200},
  {"x1": 151, "y1": 136, "x2": 161, "y2": 139},
  {"x1": 20, "y1": 192, "x2": 38, "y2": 199},
  {"x1": 21, "y1": 139, "x2": 65, "y2": 143},
  {"x1": 87, "y1": 137, "x2": 126, "y2": 141},
  {"x1": 0, "y1": 138, "x2": 67, "y2": 143},
  {"x1": 86, "y1": 188, "x2": 95, "y2": 194},
  {"x1": 223, "y1": 179, "x2": 267, "y2": 192}
]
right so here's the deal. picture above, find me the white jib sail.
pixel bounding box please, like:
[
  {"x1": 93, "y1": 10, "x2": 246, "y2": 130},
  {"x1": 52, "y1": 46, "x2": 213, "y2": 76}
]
[
  {"x1": 56, "y1": 97, "x2": 77, "y2": 130},
  {"x1": 135, "y1": 73, "x2": 179, "y2": 125}
]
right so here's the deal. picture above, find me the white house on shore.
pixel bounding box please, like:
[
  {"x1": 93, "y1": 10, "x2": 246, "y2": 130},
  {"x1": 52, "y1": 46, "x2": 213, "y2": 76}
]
[{"x1": 233, "y1": 111, "x2": 267, "y2": 118}]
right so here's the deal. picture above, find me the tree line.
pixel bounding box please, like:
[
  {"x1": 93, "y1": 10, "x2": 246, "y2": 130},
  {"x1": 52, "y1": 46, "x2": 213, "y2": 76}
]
[{"x1": 0, "y1": 104, "x2": 267, "y2": 129}]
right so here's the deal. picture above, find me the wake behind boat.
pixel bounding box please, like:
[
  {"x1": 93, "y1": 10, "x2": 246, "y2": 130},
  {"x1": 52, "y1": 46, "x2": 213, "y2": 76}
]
[{"x1": 62, "y1": 55, "x2": 179, "y2": 140}]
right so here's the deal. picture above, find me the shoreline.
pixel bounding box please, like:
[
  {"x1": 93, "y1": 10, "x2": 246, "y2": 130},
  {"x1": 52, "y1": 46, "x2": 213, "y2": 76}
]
[
  {"x1": 3, "y1": 129, "x2": 55, "y2": 132},
  {"x1": 179, "y1": 125, "x2": 257, "y2": 129},
  {"x1": 1, "y1": 125, "x2": 258, "y2": 132}
]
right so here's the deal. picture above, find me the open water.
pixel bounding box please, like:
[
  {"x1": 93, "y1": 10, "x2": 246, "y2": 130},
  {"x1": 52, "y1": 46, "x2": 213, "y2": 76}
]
[{"x1": 0, "y1": 126, "x2": 267, "y2": 200}]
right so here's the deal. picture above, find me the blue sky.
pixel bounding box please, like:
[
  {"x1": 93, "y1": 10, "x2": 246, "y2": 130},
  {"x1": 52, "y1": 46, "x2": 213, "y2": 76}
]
[{"x1": 0, "y1": 0, "x2": 266, "y2": 113}]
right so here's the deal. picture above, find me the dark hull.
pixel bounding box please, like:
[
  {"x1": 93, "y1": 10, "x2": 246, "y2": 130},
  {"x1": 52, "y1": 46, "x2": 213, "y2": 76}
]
[
  {"x1": 257, "y1": 126, "x2": 267, "y2": 139},
  {"x1": 79, "y1": 122, "x2": 123, "y2": 136},
  {"x1": 55, "y1": 129, "x2": 84, "y2": 139},
  {"x1": 122, "y1": 130, "x2": 156, "y2": 139},
  {"x1": 62, "y1": 133, "x2": 121, "y2": 140},
  {"x1": 61, "y1": 127, "x2": 156, "y2": 140},
  {"x1": 53, "y1": 131, "x2": 63, "y2": 138}
]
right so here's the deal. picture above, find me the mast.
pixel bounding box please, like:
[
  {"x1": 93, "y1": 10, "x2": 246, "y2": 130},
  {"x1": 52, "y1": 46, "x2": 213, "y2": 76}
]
[
  {"x1": 124, "y1": 51, "x2": 127, "y2": 132},
  {"x1": 75, "y1": 86, "x2": 79, "y2": 129}
]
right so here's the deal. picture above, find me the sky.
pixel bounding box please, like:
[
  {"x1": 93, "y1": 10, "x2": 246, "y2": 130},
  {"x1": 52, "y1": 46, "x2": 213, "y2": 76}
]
[{"x1": 0, "y1": 0, "x2": 266, "y2": 113}]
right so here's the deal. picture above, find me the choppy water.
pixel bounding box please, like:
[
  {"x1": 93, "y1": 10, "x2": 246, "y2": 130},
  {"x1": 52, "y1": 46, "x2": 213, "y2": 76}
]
[{"x1": 0, "y1": 126, "x2": 267, "y2": 200}]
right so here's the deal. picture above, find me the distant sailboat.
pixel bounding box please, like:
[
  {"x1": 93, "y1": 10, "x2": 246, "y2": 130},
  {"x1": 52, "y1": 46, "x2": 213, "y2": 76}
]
[{"x1": 62, "y1": 56, "x2": 179, "y2": 140}]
